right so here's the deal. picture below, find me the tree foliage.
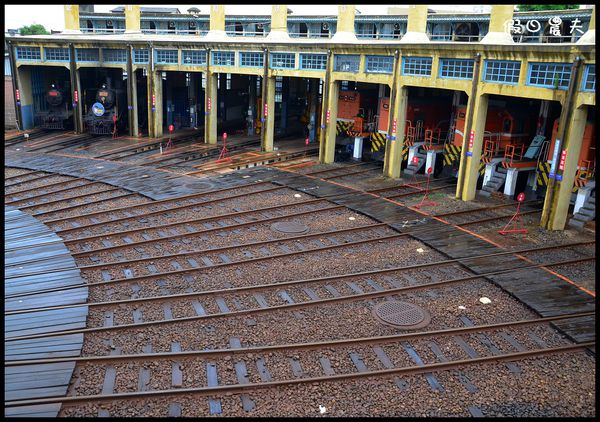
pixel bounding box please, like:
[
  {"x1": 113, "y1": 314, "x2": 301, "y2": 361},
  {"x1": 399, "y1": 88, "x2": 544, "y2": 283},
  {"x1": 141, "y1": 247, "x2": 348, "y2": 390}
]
[
  {"x1": 517, "y1": 5, "x2": 580, "y2": 12},
  {"x1": 19, "y1": 24, "x2": 50, "y2": 36}
]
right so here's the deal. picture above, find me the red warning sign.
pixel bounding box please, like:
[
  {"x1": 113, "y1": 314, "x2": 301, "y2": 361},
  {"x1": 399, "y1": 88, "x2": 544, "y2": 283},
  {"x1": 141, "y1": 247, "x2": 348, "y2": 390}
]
[
  {"x1": 207, "y1": 97, "x2": 211, "y2": 111},
  {"x1": 223, "y1": 132, "x2": 228, "y2": 141},
  {"x1": 392, "y1": 119, "x2": 397, "y2": 133},
  {"x1": 517, "y1": 192, "x2": 525, "y2": 202},
  {"x1": 168, "y1": 124, "x2": 174, "y2": 132},
  {"x1": 152, "y1": 94, "x2": 156, "y2": 106},
  {"x1": 73, "y1": 90, "x2": 78, "y2": 102},
  {"x1": 412, "y1": 156, "x2": 419, "y2": 165},
  {"x1": 468, "y1": 130, "x2": 475, "y2": 149},
  {"x1": 264, "y1": 103, "x2": 268, "y2": 117},
  {"x1": 15, "y1": 89, "x2": 20, "y2": 101},
  {"x1": 326, "y1": 110, "x2": 330, "y2": 124},
  {"x1": 558, "y1": 149, "x2": 567, "y2": 171}
]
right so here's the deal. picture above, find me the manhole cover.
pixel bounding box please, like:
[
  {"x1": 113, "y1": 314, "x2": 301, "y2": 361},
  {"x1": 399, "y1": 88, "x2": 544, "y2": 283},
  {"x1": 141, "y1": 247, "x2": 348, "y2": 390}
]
[
  {"x1": 372, "y1": 301, "x2": 431, "y2": 329},
  {"x1": 270, "y1": 221, "x2": 309, "y2": 234}
]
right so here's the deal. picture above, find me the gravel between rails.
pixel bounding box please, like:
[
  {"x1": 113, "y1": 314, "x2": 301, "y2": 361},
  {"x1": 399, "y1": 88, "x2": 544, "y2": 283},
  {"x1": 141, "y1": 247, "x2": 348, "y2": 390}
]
[
  {"x1": 5, "y1": 182, "x2": 116, "y2": 207},
  {"x1": 80, "y1": 276, "x2": 540, "y2": 356},
  {"x1": 18, "y1": 188, "x2": 136, "y2": 215},
  {"x1": 75, "y1": 206, "x2": 377, "y2": 273},
  {"x1": 5, "y1": 174, "x2": 78, "y2": 194},
  {"x1": 47, "y1": 182, "x2": 277, "y2": 230},
  {"x1": 36, "y1": 195, "x2": 152, "y2": 221},
  {"x1": 83, "y1": 261, "x2": 473, "y2": 328},
  {"x1": 59, "y1": 347, "x2": 595, "y2": 417},
  {"x1": 69, "y1": 322, "x2": 573, "y2": 396},
  {"x1": 5, "y1": 179, "x2": 95, "y2": 201},
  {"x1": 59, "y1": 188, "x2": 323, "y2": 242},
  {"x1": 5, "y1": 167, "x2": 40, "y2": 178},
  {"x1": 83, "y1": 235, "x2": 441, "y2": 302}
]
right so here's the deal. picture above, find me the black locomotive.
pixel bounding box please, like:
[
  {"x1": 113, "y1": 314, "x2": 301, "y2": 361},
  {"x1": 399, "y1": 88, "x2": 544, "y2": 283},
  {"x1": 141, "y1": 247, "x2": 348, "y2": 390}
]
[
  {"x1": 84, "y1": 83, "x2": 125, "y2": 135},
  {"x1": 35, "y1": 84, "x2": 73, "y2": 130}
]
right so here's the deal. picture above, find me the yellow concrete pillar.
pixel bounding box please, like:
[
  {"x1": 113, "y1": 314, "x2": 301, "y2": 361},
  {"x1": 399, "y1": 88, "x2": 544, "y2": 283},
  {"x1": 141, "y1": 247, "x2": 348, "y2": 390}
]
[
  {"x1": 407, "y1": 5, "x2": 428, "y2": 33},
  {"x1": 128, "y1": 67, "x2": 139, "y2": 136},
  {"x1": 16, "y1": 66, "x2": 34, "y2": 129},
  {"x1": 151, "y1": 71, "x2": 163, "y2": 138},
  {"x1": 63, "y1": 5, "x2": 81, "y2": 34},
  {"x1": 577, "y1": 5, "x2": 595, "y2": 44},
  {"x1": 262, "y1": 76, "x2": 276, "y2": 152},
  {"x1": 205, "y1": 72, "x2": 218, "y2": 144},
  {"x1": 266, "y1": 5, "x2": 290, "y2": 40},
  {"x1": 271, "y1": 5, "x2": 288, "y2": 33},
  {"x1": 336, "y1": 5, "x2": 355, "y2": 33},
  {"x1": 322, "y1": 79, "x2": 339, "y2": 164},
  {"x1": 481, "y1": 4, "x2": 515, "y2": 44},
  {"x1": 384, "y1": 86, "x2": 408, "y2": 179},
  {"x1": 544, "y1": 106, "x2": 588, "y2": 230},
  {"x1": 125, "y1": 5, "x2": 141, "y2": 34},
  {"x1": 331, "y1": 5, "x2": 357, "y2": 41},
  {"x1": 400, "y1": 5, "x2": 429, "y2": 43},
  {"x1": 458, "y1": 93, "x2": 488, "y2": 201},
  {"x1": 210, "y1": 5, "x2": 225, "y2": 32}
]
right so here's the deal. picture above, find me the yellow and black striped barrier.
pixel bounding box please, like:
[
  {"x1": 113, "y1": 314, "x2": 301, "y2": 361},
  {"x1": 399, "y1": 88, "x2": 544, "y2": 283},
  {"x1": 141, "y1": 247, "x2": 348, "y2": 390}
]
[
  {"x1": 479, "y1": 161, "x2": 486, "y2": 177},
  {"x1": 443, "y1": 143, "x2": 461, "y2": 166},
  {"x1": 536, "y1": 161, "x2": 579, "y2": 193},
  {"x1": 370, "y1": 132, "x2": 386, "y2": 153},
  {"x1": 336, "y1": 120, "x2": 353, "y2": 136},
  {"x1": 536, "y1": 162, "x2": 551, "y2": 188},
  {"x1": 402, "y1": 145, "x2": 408, "y2": 162}
]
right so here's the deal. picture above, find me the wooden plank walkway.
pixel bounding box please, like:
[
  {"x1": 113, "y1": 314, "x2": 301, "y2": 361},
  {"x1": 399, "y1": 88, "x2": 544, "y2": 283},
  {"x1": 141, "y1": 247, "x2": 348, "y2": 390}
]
[
  {"x1": 4, "y1": 207, "x2": 88, "y2": 417},
  {"x1": 5, "y1": 151, "x2": 254, "y2": 201}
]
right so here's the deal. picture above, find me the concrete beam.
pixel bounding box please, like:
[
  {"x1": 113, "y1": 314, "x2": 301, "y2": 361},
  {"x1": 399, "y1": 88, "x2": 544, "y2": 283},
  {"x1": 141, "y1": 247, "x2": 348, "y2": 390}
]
[
  {"x1": 150, "y1": 71, "x2": 163, "y2": 138},
  {"x1": 331, "y1": 5, "x2": 358, "y2": 42},
  {"x1": 266, "y1": 5, "x2": 290, "y2": 41},
  {"x1": 63, "y1": 5, "x2": 81, "y2": 34},
  {"x1": 125, "y1": 5, "x2": 141, "y2": 34},
  {"x1": 544, "y1": 105, "x2": 588, "y2": 230},
  {"x1": 577, "y1": 5, "x2": 595, "y2": 44},
  {"x1": 400, "y1": 5, "x2": 429, "y2": 43},
  {"x1": 480, "y1": 5, "x2": 515, "y2": 44}
]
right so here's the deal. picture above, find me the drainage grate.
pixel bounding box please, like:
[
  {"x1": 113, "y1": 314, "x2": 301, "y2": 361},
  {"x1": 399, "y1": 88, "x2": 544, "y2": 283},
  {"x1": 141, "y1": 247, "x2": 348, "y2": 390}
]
[
  {"x1": 270, "y1": 221, "x2": 310, "y2": 234},
  {"x1": 372, "y1": 301, "x2": 431, "y2": 329}
]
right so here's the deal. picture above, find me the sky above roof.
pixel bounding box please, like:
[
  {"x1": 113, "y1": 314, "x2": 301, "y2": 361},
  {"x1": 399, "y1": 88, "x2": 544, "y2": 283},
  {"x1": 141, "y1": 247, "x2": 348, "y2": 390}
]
[{"x1": 5, "y1": 4, "x2": 496, "y2": 32}]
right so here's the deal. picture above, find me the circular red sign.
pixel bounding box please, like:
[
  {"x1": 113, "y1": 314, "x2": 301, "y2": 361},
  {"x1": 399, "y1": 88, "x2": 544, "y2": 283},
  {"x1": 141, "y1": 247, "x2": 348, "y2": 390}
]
[
  {"x1": 517, "y1": 192, "x2": 525, "y2": 202},
  {"x1": 113, "y1": 115, "x2": 117, "y2": 123},
  {"x1": 305, "y1": 138, "x2": 309, "y2": 145},
  {"x1": 427, "y1": 167, "x2": 433, "y2": 174},
  {"x1": 168, "y1": 124, "x2": 174, "y2": 132},
  {"x1": 412, "y1": 156, "x2": 418, "y2": 164},
  {"x1": 223, "y1": 132, "x2": 228, "y2": 140}
]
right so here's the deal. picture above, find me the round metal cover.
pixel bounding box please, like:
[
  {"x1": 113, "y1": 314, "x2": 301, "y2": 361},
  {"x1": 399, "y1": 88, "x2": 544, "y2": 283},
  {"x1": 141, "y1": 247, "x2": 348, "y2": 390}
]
[
  {"x1": 270, "y1": 221, "x2": 309, "y2": 234},
  {"x1": 372, "y1": 301, "x2": 431, "y2": 329}
]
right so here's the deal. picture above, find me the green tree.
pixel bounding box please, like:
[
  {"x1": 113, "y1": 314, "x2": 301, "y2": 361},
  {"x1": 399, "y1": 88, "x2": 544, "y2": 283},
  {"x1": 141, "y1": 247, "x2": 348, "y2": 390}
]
[
  {"x1": 19, "y1": 24, "x2": 50, "y2": 36},
  {"x1": 517, "y1": 5, "x2": 579, "y2": 12}
]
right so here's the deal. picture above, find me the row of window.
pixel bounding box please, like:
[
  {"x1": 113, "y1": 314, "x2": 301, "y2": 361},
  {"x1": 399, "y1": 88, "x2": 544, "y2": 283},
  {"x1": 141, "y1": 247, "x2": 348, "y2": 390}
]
[{"x1": 14, "y1": 46, "x2": 595, "y2": 92}]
